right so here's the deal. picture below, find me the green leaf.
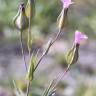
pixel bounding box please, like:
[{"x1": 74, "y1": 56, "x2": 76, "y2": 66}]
[{"x1": 26, "y1": 54, "x2": 37, "y2": 81}]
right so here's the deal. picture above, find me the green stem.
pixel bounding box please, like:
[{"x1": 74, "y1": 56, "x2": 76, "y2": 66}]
[
  {"x1": 34, "y1": 29, "x2": 62, "y2": 72},
  {"x1": 51, "y1": 65, "x2": 70, "y2": 91},
  {"x1": 26, "y1": 12, "x2": 32, "y2": 96},
  {"x1": 27, "y1": 16, "x2": 31, "y2": 57},
  {"x1": 26, "y1": 80, "x2": 31, "y2": 96},
  {"x1": 41, "y1": 65, "x2": 70, "y2": 96},
  {"x1": 12, "y1": 80, "x2": 21, "y2": 95},
  {"x1": 20, "y1": 30, "x2": 28, "y2": 71},
  {"x1": 42, "y1": 80, "x2": 55, "y2": 96}
]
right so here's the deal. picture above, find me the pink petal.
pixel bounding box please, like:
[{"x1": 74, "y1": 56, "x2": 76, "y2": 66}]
[
  {"x1": 61, "y1": 0, "x2": 74, "y2": 9},
  {"x1": 75, "y1": 30, "x2": 88, "y2": 44}
]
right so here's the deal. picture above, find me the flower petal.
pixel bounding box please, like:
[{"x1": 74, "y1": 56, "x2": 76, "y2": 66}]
[
  {"x1": 61, "y1": 0, "x2": 74, "y2": 9},
  {"x1": 75, "y1": 30, "x2": 88, "y2": 44}
]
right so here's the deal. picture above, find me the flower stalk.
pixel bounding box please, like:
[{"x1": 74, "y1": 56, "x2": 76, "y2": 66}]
[
  {"x1": 20, "y1": 30, "x2": 28, "y2": 71},
  {"x1": 26, "y1": 0, "x2": 35, "y2": 57},
  {"x1": 13, "y1": 2, "x2": 29, "y2": 71}
]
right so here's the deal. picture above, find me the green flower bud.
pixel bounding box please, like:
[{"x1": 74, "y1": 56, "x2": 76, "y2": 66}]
[
  {"x1": 66, "y1": 44, "x2": 79, "y2": 66},
  {"x1": 25, "y1": 0, "x2": 35, "y2": 21},
  {"x1": 57, "y1": 8, "x2": 68, "y2": 29},
  {"x1": 13, "y1": 3, "x2": 28, "y2": 31}
]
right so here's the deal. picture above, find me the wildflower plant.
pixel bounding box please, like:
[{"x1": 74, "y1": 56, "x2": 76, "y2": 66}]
[{"x1": 12, "y1": 0, "x2": 88, "y2": 96}]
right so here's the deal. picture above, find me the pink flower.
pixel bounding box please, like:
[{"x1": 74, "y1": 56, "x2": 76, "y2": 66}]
[
  {"x1": 75, "y1": 30, "x2": 88, "y2": 44},
  {"x1": 61, "y1": 0, "x2": 74, "y2": 9}
]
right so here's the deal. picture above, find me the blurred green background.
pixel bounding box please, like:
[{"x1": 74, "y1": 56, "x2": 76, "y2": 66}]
[{"x1": 0, "y1": 0, "x2": 96, "y2": 96}]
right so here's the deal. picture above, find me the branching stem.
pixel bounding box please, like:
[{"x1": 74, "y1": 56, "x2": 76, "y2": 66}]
[{"x1": 34, "y1": 28, "x2": 62, "y2": 71}]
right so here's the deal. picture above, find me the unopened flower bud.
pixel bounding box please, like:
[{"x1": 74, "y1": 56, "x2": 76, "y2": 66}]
[
  {"x1": 57, "y1": 8, "x2": 68, "y2": 29},
  {"x1": 57, "y1": 0, "x2": 74, "y2": 29},
  {"x1": 13, "y1": 2, "x2": 28, "y2": 31},
  {"x1": 25, "y1": 0, "x2": 35, "y2": 21},
  {"x1": 66, "y1": 44, "x2": 79, "y2": 66}
]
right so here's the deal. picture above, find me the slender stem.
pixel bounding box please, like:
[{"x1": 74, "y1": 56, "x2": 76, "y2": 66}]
[
  {"x1": 43, "y1": 66, "x2": 70, "y2": 95},
  {"x1": 26, "y1": 80, "x2": 30, "y2": 96},
  {"x1": 34, "y1": 51, "x2": 47, "y2": 71},
  {"x1": 42, "y1": 65, "x2": 69, "y2": 96},
  {"x1": 26, "y1": 49, "x2": 39, "y2": 96},
  {"x1": 26, "y1": 12, "x2": 32, "y2": 96},
  {"x1": 51, "y1": 28, "x2": 62, "y2": 45},
  {"x1": 28, "y1": 17, "x2": 31, "y2": 57},
  {"x1": 20, "y1": 30, "x2": 28, "y2": 71},
  {"x1": 12, "y1": 80, "x2": 21, "y2": 95},
  {"x1": 51, "y1": 65, "x2": 70, "y2": 91},
  {"x1": 42, "y1": 80, "x2": 55, "y2": 96},
  {"x1": 42, "y1": 66, "x2": 70, "y2": 96},
  {"x1": 34, "y1": 29, "x2": 62, "y2": 71},
  {"x1": 42, "y1": 64, "x2": 69, "y2": 96}
]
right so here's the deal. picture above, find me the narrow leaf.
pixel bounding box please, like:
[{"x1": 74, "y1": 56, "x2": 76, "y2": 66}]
[{"x1": 26, "y1": 54, "x2": 37, "y2": 81}]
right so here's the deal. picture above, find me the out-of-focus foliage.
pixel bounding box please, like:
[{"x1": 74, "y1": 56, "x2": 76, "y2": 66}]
[
  {"x1": 0, "y1": 0, "x2": 96, "y2": 39},
  {"x1": 74, "y1": 84, "x2": 96, "y2": 96}
]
